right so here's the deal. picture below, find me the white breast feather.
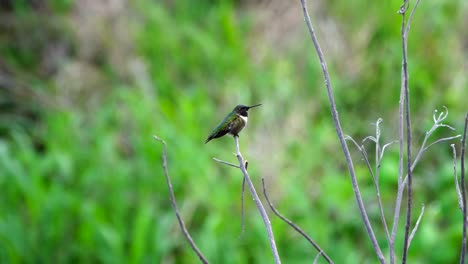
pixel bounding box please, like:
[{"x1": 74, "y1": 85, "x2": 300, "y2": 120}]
[{"x1": 239, "y1": 114, "x2": 248, "y2": 124}]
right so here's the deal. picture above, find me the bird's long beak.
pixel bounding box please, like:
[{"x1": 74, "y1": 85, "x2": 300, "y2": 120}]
[{"x1": 248, "y1": 103, "x2": 262, "y2": 109}]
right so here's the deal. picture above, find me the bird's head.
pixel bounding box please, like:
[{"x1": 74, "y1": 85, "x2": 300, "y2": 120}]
[{"x1": 233, "y1": 104, "x2": 262, "y2": 117}]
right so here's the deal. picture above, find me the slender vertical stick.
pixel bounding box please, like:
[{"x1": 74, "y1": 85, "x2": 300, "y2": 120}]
[
  {"x1": 300, "y1": 1, "x2": 385, "y2": 263},
  {"x1": 153, "y1": 136, "x2": 209, "y2": 264},
  {"x1": 398, "y1": 1, "x2": 422, "y2": 262},
  {"x1": 393, "y1": 1, "x2": 411, "y2": 258},
  {"x1": 395, "y1": 3, "x2": 409, "y2": 262},
  {"x1": 459, "y1": 113, "x2": 468, "y2": 264},
  {"x1": 401, "y1": 28, "x2": 413, "y2": 264},
  {"x1": 234, "y1": 136, "x2": 281, "y2": 264},
  {"x1": 391, "y1": 1, "x2": 421, "y2": 263},
  {"x1": 373, "y1": 121, "x2": 392, "y2": 243}
]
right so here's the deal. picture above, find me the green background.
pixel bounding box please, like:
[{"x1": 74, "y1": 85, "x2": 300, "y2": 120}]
[{"x1": 0, "y1": 0, "x2": 467, "y2": 263}]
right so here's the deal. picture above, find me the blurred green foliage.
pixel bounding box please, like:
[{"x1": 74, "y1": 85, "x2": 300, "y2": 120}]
[{"x1": 0, "y1": 0, "x2": 466, "y2": 263}]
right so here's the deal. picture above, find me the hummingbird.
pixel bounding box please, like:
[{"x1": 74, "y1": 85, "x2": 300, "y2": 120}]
[{"x1": 205, "y1": 104, "x2": 262, "y2": 143}]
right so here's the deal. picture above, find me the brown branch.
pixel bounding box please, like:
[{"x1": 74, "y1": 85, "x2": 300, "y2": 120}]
[
  {"x1": 261, "y1": 179, "x2": 334, "y2": 264},
  {"x1": 234, "y1": 136, "x2": 281, "y2": 263},
  {"x1": 153, "y1": 136, "x2": 209, "y2": 264},
  {"x1": 459, "y1": 113, "x2": 468, "y2": 264},
  {"x1": 300, "y1": 1, "x2": 385, "y2": 262}
]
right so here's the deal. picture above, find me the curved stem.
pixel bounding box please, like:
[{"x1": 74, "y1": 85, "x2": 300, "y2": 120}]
[{"x1": 300, "y1": 1, "x2": 385, "y2": 263}]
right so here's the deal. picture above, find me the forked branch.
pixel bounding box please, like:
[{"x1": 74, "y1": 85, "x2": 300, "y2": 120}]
[
  {"x1": 234, "y1": 136, "x2": 281, "y2": 263},
  {"x1": 346, "y1": 134, "x2": 391, "y2": 245},
  {"x1": 214, "y1": 137, "x2": 281, "y2": 263}
]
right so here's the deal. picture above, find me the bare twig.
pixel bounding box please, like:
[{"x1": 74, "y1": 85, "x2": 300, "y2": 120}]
[
  {"x1": 402, "y1": 30, "x2": 414, "y2": 264},
  {"x1": 212, "y1": 157, "x2": 246, "y2": 237},
  {"x1": 368, "y1": 119, "x2": 395, "y2": 244},
  {"x1": 153, "y1": 136, "x2": 209, "y2": 264},
  {"x1": 459, "y1": 113, "x2": 468, "y2": 264},
  {"x1": 313, "y1": 251, "x2": 324, "y2": 264},
  {"x1": 408, "y1": 204, "x2": 425, "y2": 249},
  {"x1": 346, "y1": 134, "x2": 391, "y2": 245},
  {"x1": 400, "y1": 0, "x2": 423, "y2": 262},
  {"x1": 234, "y1": 136, "x2": 281, "y2": 263},
  {"x1": 380, "y1": 141, "x2": 399, "y2": 162},
  {"x1": 212, "y1": 158, "x2": 240, "y2": 168},
  {"x1": 300, "y1": 1, "x2": 385, "y2": 262},
  {"x1": 391, "y1": 110, "x2": 459, "y2": 264},
  {"x1": 400, "y1": 108, "x2": 461, "y2": 186},
  {"x1": 391, "y1": 1, "x2": 421, "y2": 262},
  {"x1": 452, "y1": 144, "x2": 463, "y2": 210},
  {"x1": 423, "y1": 135, "x2": 461, "y2": 152},
  {"x1": 261, "y1": 179, "x2": 334, "y2": 264}
]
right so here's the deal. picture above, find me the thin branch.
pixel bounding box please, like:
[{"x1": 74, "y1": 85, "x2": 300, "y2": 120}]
[
  {"x1": 313, "y1": 251, "x2": 324, "y2": 264},
  {"x1": 346, "y1": 135, "x2": 391, "y2": 245},
  {"x1": 391, "y1": 116, "x2": 460, "y2": 258},
  {"x1": 401, "y1": 0, "x2": 422, "y2": 261},
  {"x1": 391, "y1": 1, "x2": 421, "y2": 262},
  {"x1": 400, "y1": 108, "x2": 462, "y2": 185},
  {"x1": 391, "y1": 2, "x2": 411, "y2": 264},
  {"x1": 153, "y1": 136, "x2": 209, "y2": 264},
  {"x1": 452, "y1": 144, "x2": 463, "y2": 210},
  {"x1": 390, "y1": 133, "x2": 459, "y2": 263},
  {"x1": 372, "y1": 120, "x2": 392, "y2": 244},
  {"x1": 423, "y1": 135, "x2": 461, "y2": 152},
  {"x1": 404, "y1": 0, "x2": 422, "y2": 38},
  {"x1": 408, "y1": 204, "x2": 425, "y2": 249},
  {"x1": 459, "y1": 113, "x2": 468, "y2": 264},
  {"x1": 261, "y1": 179, "x2": 334, "y2": 264},
  {"x1": 402, "y1": 42, "x2": 413, "y2": 264},
  {"x1": 300, "y1": 1, "x2": 385, "y2": 262},
  {"x1": 345, "y1": 135, "x2": 376, "y2": 183},
  {"x1": 380, "y1": 141, "x2": 399, "y2": 163},
  {"x1": 397, "y1": 0, "x2": 409, "y2": 184},
  {"x1": 212, "y1": 157, "x2": 240, "y2": 168},
  {"x1": 212, "y1": 159, "x2": 247, "y2": 238},
  {"x1": 399, "y1": 135, "x2": 462, "y2": 189},
  {"x1": 361, "y1": 147, "x2": 378, "y2": 185},
  {"x1": 234, "y1": 136, "x2": 281, "y2": 264}
]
